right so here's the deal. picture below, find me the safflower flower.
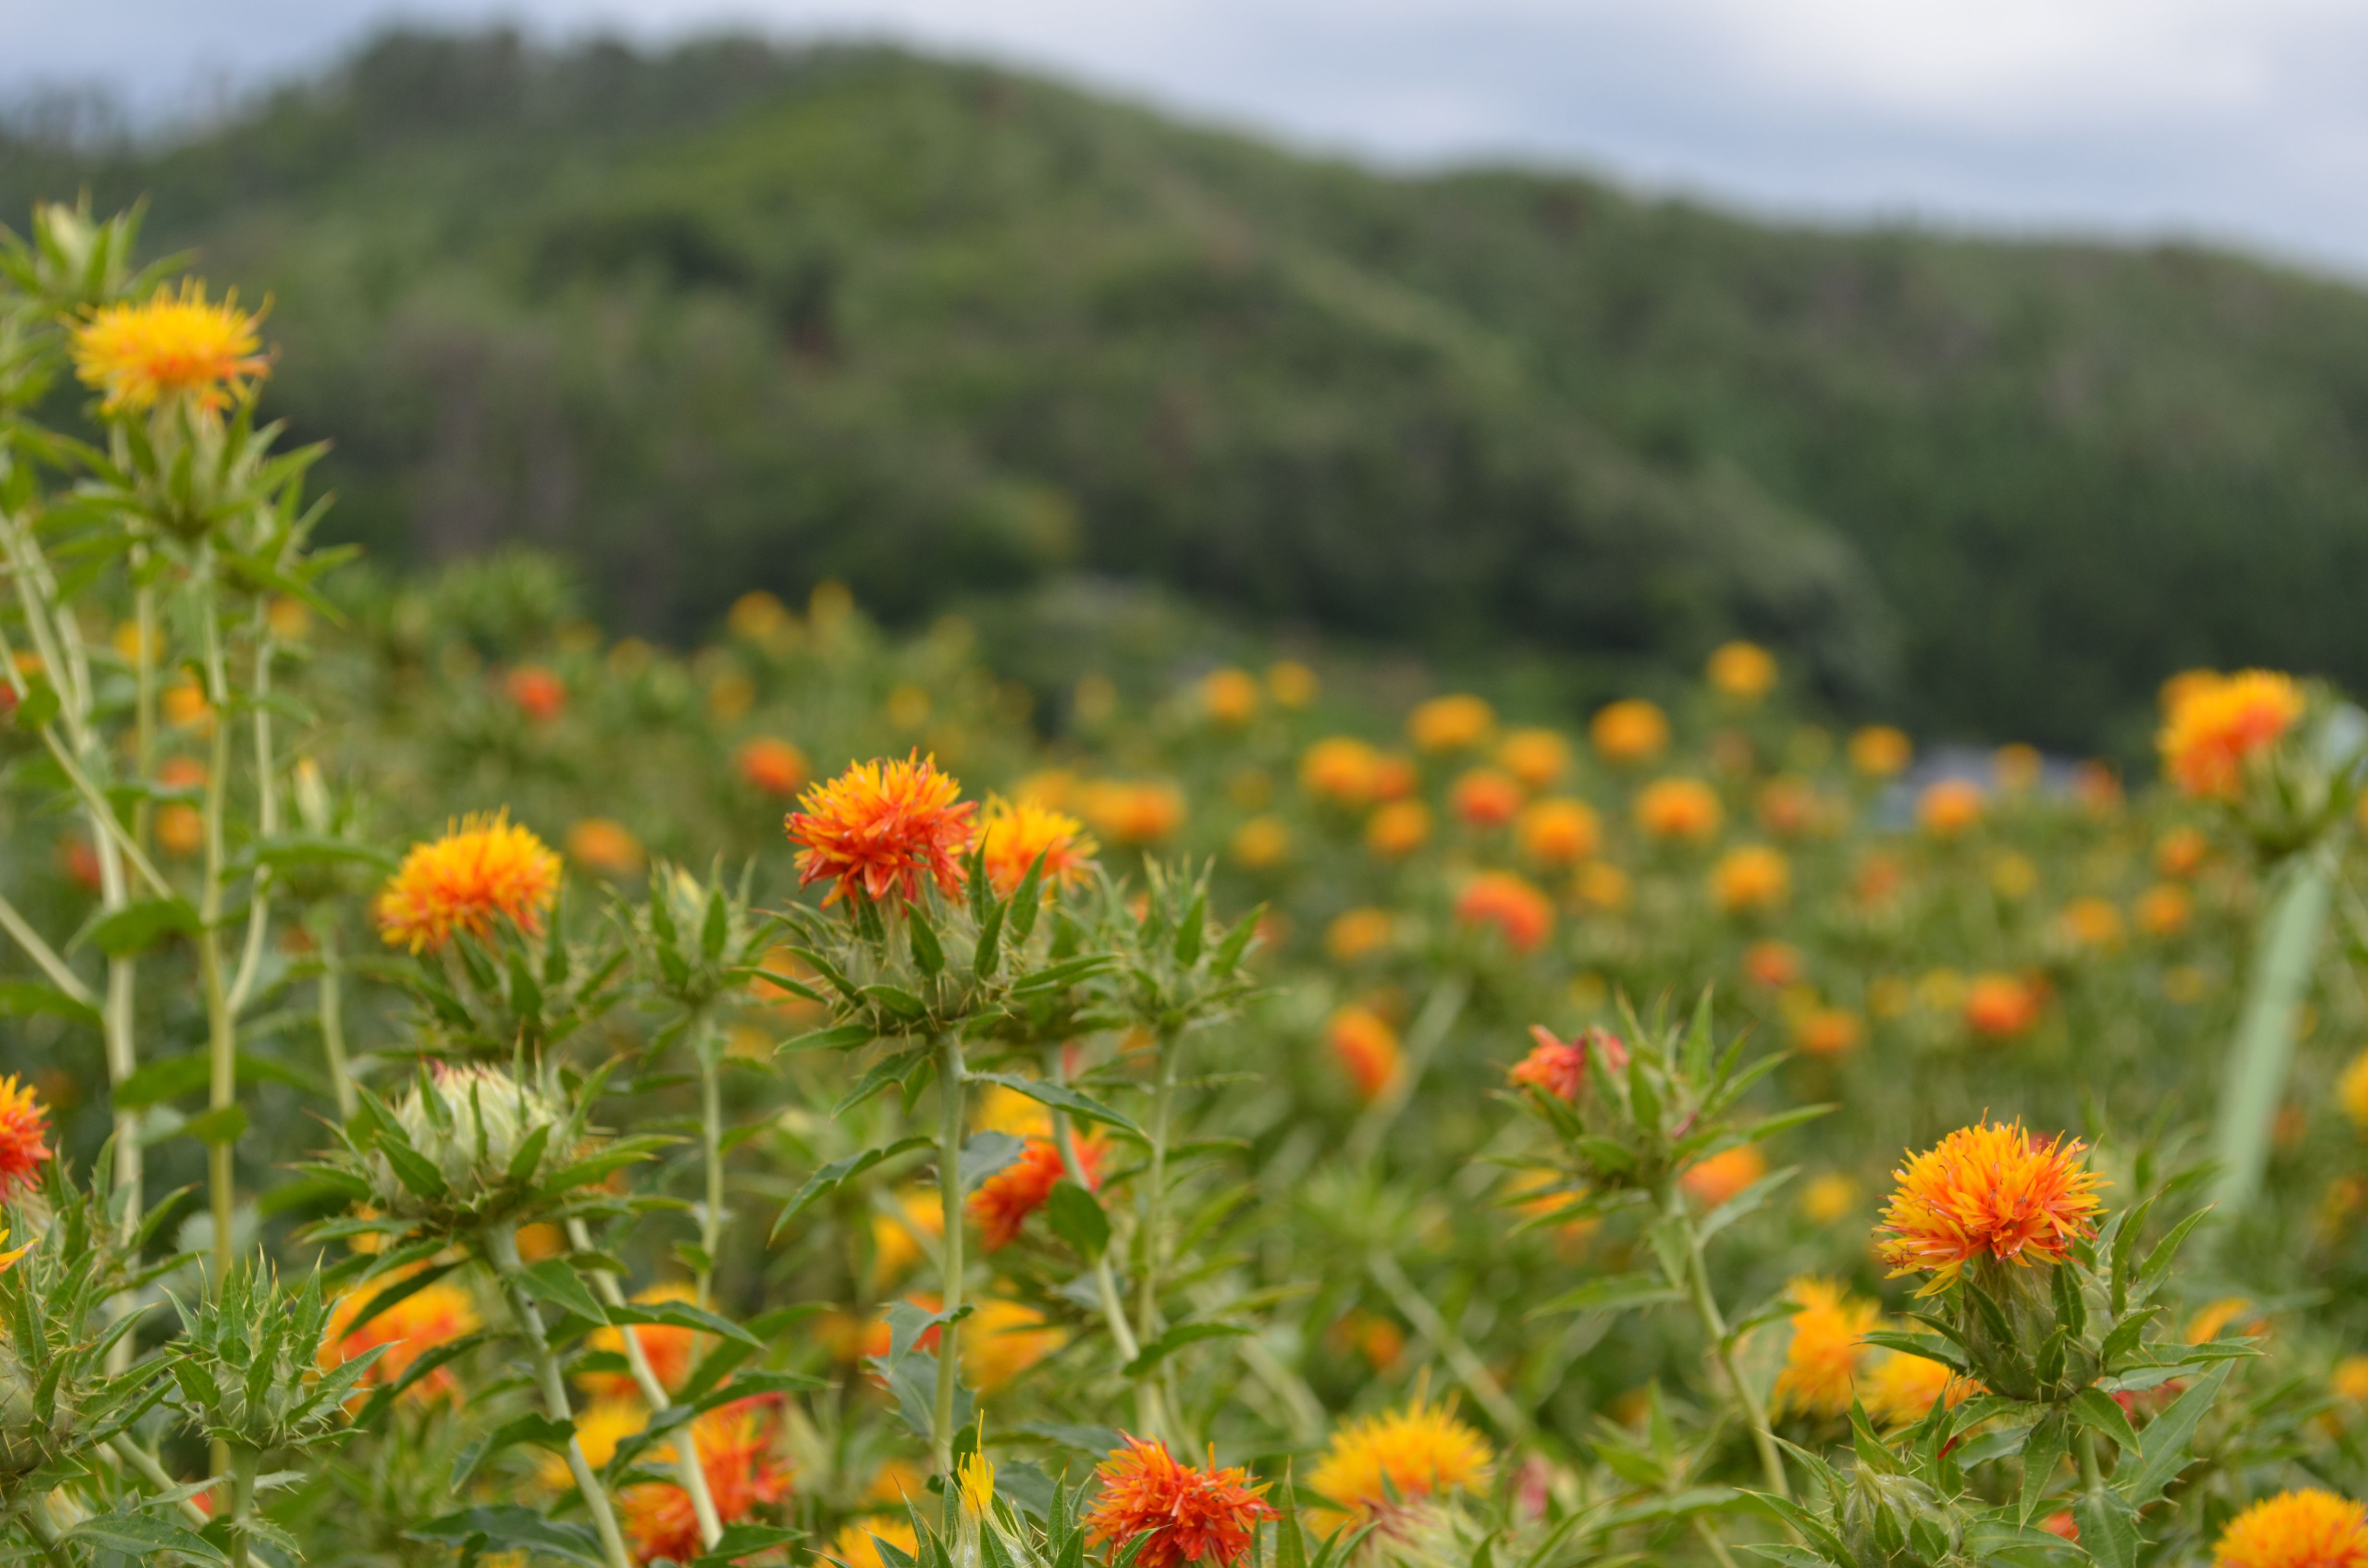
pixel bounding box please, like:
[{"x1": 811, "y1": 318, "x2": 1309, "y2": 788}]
[
  {"x1": 1450, "y1": 768, "x2": 1523, "y2": 828},
  {"x1": 2211, "y1": 1490, "x2": 2368, "y2": 1568},
  {"x1": 1517, "y1": 797, "x2": 1598, "y2": 865},
  {"x1": 1308, "y1": 1400, "x2": 1492, "y2": 1527},
  {"x1": 2160, "y1": 670, "x2": 2305, "y2": 800},
  {"x1": 787, "y1": 754, "x2": 977, "y2": 907},
  {"x1": 1497, "y1": 728, "x2": 1570, "y2": 789},
  {"x1": 1773, "y1": 1278, "x2": 1877, "y2": 1418},
  {"x1": 737, "y1": 737, "x2": 809, "y2": 798},
  {"x1": 1917, "y1": 779, "x2": 1985, "y2": 836},
  {"x1": 1455, "y1": 870, "x2": 1553, "y2": 954},
  {"x1": 72, "y1": 280, "x2": 269, "y2": 414},
  {"x1": 1875, "y1": 1120, "x2": 2104, "y2": 1293},
  {"x1": 1590, "y1": 699, "x2": 1669, "y2": 764},
  {"x1": 1707, "y1": 641, "x2": 1777, "y2": 701},
  {"x1": 978, "y1": 796, "x2": 1098, "y2": 895},
  {"x1": 1407, "y1": 694, "x2": 1494, "y2": 753},
  {"x1": 375, "y1": 811, "x2": 562, "y2": 954},
  {"x1": 1635, "y1": 777, "x2": 1722, "y2": 842},
  {"x1": 1328, "y1": 1006, "x2": 1401, "y2": 1101},
  {"x1": 1712, "y1": 845, "x2": 1789, "y2": 912},
  {"x1": 1084, "y1": 1435, "x2": 1276, "y2": 1568}
]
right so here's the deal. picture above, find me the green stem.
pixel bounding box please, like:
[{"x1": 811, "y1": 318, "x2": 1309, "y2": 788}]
[
  {"x1": 315, "y1": 923, "x2": 356, "y2": 1120},
  {"x1": 228, "y1": 1444, "x2": 259, "y2": 1568},
  {"x1": 1367, "y1": 1246, "x2": 1531, "y2": 1441},
  {"x1": 933, "y1": 1031, "x2": 967, "y2": 1476},
  {"x1": 224, "y1": 633, "x2": 276, "y2": 1015},
  {"x1": 1680, "y1": 1207, "x2": 1788, "y2": 1500},
  {"x1": 1048, "y1": 1050, "x2": 1174, "y2": 1444},
  {"x1": 489, "y1": 1223, "x2": 634, "y2": 1568},
  {"x1": 564, "y1": 1217, "x2": 724, "y2": 1550},
  {"x1": 1135, "y1": 1028, "x2": 1188, "y2": 1445},
  {"x1": 2209, "y1": 843, "x2": 2334, "y2": 1227},
  {"x1": 17, "y1": 1493, "x2": 70, "y2": 1568},
  {"x1": 697, "y1": 1023, "x2": 725, "y2": 1311},
  {"x1": 100, "y1": 1437, "x2": 211, "y2": 1527},
  {"x1": 196, "y1": 563, "x2": 237, "y2": 1289}
]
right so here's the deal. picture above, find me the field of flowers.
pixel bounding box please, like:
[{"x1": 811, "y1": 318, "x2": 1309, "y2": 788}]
[{"x1": 1, "y1": 199, "x2": 2367, "y2": 1568}]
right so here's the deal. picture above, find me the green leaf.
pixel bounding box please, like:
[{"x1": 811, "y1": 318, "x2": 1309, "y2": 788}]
[
  {"x1": 79, "y1": 896, "x2": 202, "y2": 958},
  {"x1": 908, "y1": 911, "x2": 945, "y2": 977},
  {"x1": 770, "y1": 1136, "x2": 934, "y2": 1240},
  {"x1": 2075, "y1": 1488, "x2": 2141, "y2": 1568},
  {"x1": 1010, "y1": 955, "x2": 1116, "y2": 995},
  {"x1": 962, "y1": 1131, "x2": 1025, "y2": 1193},
  {"x1": 0, "y1": 980, "x2": 100, "y2": 1029},
  {"x1": 2019, "y1": 1409, "x2": 2068, "y2": 1524},
  {"x1": 1174, "y1": 890, "x2": 1207, "y2": 967},
  {"x1": 516, "y1": 1261, "x2": 607, "y2": 1325},
  {"x1": 2069, "y1": 1387, "x2": 2140, "y2": 1454},
  {"x1": 777, "y1": 1022, "x2": 876, "y2": 1054},
  {"x1": 181, "y1": 1104, "x2": 248, "y2": 1147},
  {"x1": 605, "y1": 1298, "x2": 762, "y2": 1349},
  {"x1": 1121, "y1": 1321, "x2": 1252, "y2": 1377},
  {"x1": 1046, "y1": 1180, "x2": 1110, "y2": 1258},
  {"x1": 1529, "y1": 1273, "x2": 1684, "y2": 1319},
  {"x1": 968, "y1": 1072, "x2": 1142, "y2": 1136},
  {"x1": 694, "y1": 1523, "x2": 803, "y2": 1567},
  {"x1": 506, "y1": 1124, "x2": 552, "y2": 1184},
  {"x1": 973, "y1": 897, "x2": 1006, "y2": 980},
  {"x1": 249, "y1": 833, "x2": 395, "y2": 873},
  {"x1": 863, "y1": 984, "x2": 929, "y2": 1020},
  {"x1": 67, "y1": 1510, "x2": 229, "y2": 1565},
  {"x1": 2123, "y1": 1360, "x2": 2232, "y2": 1507},
  {"x1": 450, "y1": 1412, "x2": 579, "y2": 1489},
  {"x1": 410, "y1": 1506, "x2": 605, "y2": 1568}
]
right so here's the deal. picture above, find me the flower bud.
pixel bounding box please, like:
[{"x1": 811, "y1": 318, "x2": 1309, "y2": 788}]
[{"x1": 371, "y1": 1063, "x2": 575, "y2": 1219}]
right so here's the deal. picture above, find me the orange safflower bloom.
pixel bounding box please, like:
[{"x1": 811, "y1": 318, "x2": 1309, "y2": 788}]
[
  {"x1": 580, "y1": 1282, "x2": 701, "y2": 1402},
  {"x1": 1755, "y1": 775, "x2": 1817, "y2": 837},
  {"x1": 1863, "y1": 1350, "x2": 1977, "y2": 1428},
  {"x1": 1918, "y1": 779, "x2": 1985, "y2": 836},
  {"x1": 1450, "y1": 769, "x2": 1523, "y2": 828},
  {"x1": 1712, "y1": 845, "x2": 1789, "y2": 912},
  {"x1": 832, "y1": 1520, "x2": 921, "y2": 1568},
  {"x1": 1591, "y1": 699, "x2": 1669, "y2": 764},
  {"x1": 1300, "y1": 737, "x2": 1382, "y2": 806},
  {"x1": 72, "y1": 280, "x2": 270, "y2": 414},
  {"x1": 2135, "y1": 883, "x2": 2193, "y2": 938},
  {"x1": 2059, "y1": 897, "x2": 2123, "y2": 949},
  {"x1": 1408, "y1": 694, "x2": 1495, "y2": 753},
  {"x1": 1200, "y1": 667, "x2": 1261, "y2": 725},
  {"x1": 1085, "y1": 1436, "x2": 1276, "y2": 1568},
  {"x1": 962, "y1": 1297, "x2": 1065, "y2": 1392},
  {"x1": 1309, "y1": 1400, "x2": 1492, "y2": 1526},
  {"x1": 1743, "y1": 941, "x2": 1801, "y2": 989},
  {"x1": 504, "y1": 665, "x2": 567, "y2": 723},
  {"x1": 0, "y1": 1077, "x2": 53, "y2": 1198},
  {"x1": 1707, "y1": 641, "x2": 1777, "y2": 701},
  {"x1": 1793, "y1": 1008, "x2": 1862, "y2": 1059},
  {"x1": 978, "y1": 796, "x2": 1098, "y2": 895},
  {"x1": 1371, "y1": 754, "x2": 1419, "y2": 800},
  {"x1": 1635, "y1": 777, "x2": 1722, "y2": 842},
  {"x1": 1328, "y1": 1007, "x2": 1402, "y2": 1101},
  {"x1": 2212, "y1": 1490, "x2": 2368, "y2": 1568},
  {"x1": 1229, "y1": 816, "x2": 1290, "y2": 870},
  {"x1": 1849, "y1": 725, "x2": 1912, "y2": 778},
  {"x1": 375, "y1": 812, "x2": 562, "y2": 954},
  {"x1": 621, "y1": 1400, "x2": 791, "y2": 1566},
  {"x1": 1325, "y1": 908, "x2": 1396, "y2": 963},
  {"x1": 1455, "y1": 870, "x2": 1553, "y2": 954},
  {"x1": 969, "y1": 1136, "x2": 1106, "y2": 1250},
  {"x1": 1994, "y1": 743, "x2": 2043, "y2": 791},
  {"x1": 737, "y1": 737, "x2": 809, "y2": 798},
  {"x1": 1964, "y1": 973, "x2": 2044, "y2": 1038},
  {"x1": 1774, "y1": 1277, "x2": 1877, "y2": 1418},
  {"x1": 321, "y1": 1276, "x2": 481, "y2": 1405},
  {"x1": 1508, "y1": 1024, "x2": 1627, "y2": 1102},
  {"x1": 786, "y1": 754, "x2": 977, "y2": 907},
  {"x1": 2157, "y1": 826, "x2": 2209, "y2": 878},
  {"x1": 1497, "y1": 728, "x2": 1571, "y2": 790},
  {"x1": 1080, "y1": 779, "x2": 1186, "y2": 845},
  {"x1": 1681, "y1": 1145, "x2": 1768, "y2": 1208},
  {"x1": 2161, "y1": 671, "x2": 2305, "y2": 800},
  {"x1": 1364, "y1": 800, "x2": 1433, "y2": 858},
  {"x1": 1875, "y1": 1120, "x2": 2105, "y2": 1293},
  {"x1": 1267, "y1": 661, "x2": 1319, "y2": 709},
  {"x1": 1517, "y1": 798, "x2": 1598, "y2": 865},
  {"x1": 566, "y1": 818, "x2": 645, "y2": 878}
]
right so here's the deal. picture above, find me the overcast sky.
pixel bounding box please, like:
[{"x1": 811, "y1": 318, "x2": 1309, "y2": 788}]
[{"x1": 19, "y1": 0, "x2": 2368, "y2": 277}]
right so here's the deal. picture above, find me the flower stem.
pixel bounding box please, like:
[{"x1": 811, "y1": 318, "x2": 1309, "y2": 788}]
[
  {"x1": 1135, "y1": 1027, "x2": 1185, "y2": 1443},
  {"x1": 1679, "y1": 1208, "x2": 1788, "y2": 1500},
  {"x1": 196, "y1": 561, "x2": 238, "y2": 1291},
  {"x1": 565, "y1": 1217, "x2": 723, "y2": 1550},
  {"x1": 1048, "y1": 1047, "x2": 1175, "y2": 1445},
  {"x1": 933, "y1": 1030, "x2": 967, "y2": 1476},
  {"x1": 489, "y1": 1223, "x2": 634, "y2": 1568},
  {"x1": 696, "y1": 1022, "x2": 725, "y2": 1311},
  {"x1": 314, "y1": 921, "x2": 356, "y2": 1120},
  {"x1": 227, "y1": 1443, "x2": 258, "y2": 1568}
]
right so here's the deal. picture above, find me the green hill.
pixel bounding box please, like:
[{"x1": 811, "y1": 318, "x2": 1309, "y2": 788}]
[{"x1": 12, "y1": 30, "x2": 2368, "y2": 745}]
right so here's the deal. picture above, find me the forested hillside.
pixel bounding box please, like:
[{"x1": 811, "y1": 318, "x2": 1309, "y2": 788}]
[{"x1": 11, "y1": 29, "x2": 2368, "y2": 744}]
